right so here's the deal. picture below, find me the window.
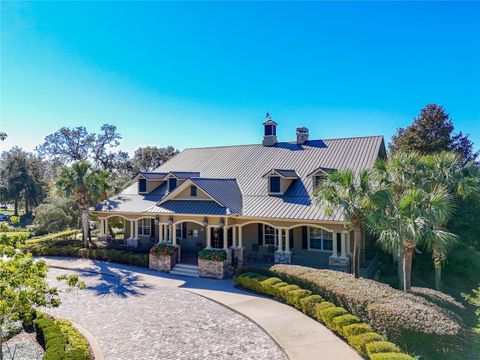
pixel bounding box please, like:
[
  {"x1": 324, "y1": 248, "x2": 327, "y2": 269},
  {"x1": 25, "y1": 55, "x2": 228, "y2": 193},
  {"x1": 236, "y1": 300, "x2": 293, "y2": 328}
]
[
  {"x1": 264, "y1": 225, "x2": 277, "y2": 246},
  {"x1": 176, "y1": 224, "x2": 183, "y2": 239},
  {"x1": 137, "y1": 219, "x2": 151, "y2": 236},
  {"x1": 168, "y1": 178, "x2": 177, "y2": 192},
  {"x1": 269, "y1": 176, "x2": 281, "y2": 193},
  {"x1": 264, "y1": 124, "x2": 276, "y2": 136},
  {"x1": 308, "y1": 228, "x2": 333, "y2": 251},
  {"x1": 138, "y1": 178, "x2": 147, "y2": 193},
  {"x1": 190, "y1": 185, "x2": 197, "y2": 197},
  {"x1": 313, "y1": 174, "x2": 326, "y2": 188}
]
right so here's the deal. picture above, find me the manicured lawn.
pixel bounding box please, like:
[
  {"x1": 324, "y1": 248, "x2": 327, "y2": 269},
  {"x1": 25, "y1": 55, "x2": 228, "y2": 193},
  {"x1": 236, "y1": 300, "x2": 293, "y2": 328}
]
[{"x1": 0, "y1": 209, "x2": 25, "y2": 216}]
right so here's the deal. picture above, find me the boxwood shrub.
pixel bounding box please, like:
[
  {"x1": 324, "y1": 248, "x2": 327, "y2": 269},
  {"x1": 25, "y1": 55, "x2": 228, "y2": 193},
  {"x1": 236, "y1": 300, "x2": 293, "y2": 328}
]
[
  {"x1": 366, "y1": 341, "x2": 401, "y2": 357},
  {"x1": 369, "y1": 353, "x2": 415, "y2": 360},
  {"x1": 34, "y1": 317, "x2": 67, "y2": 360},
  {"x1": 269, "y1": 265, "x2": 461, "y2": 339},
  {"x1": 198, "y1": 249, "x2": 227, "y2": 262},
  {"x1": 24, "y1": 241, "x2": 148, "y2": 267},
  {"x1": 233, "y1": 272, "x2": 415, "y2": 360}
]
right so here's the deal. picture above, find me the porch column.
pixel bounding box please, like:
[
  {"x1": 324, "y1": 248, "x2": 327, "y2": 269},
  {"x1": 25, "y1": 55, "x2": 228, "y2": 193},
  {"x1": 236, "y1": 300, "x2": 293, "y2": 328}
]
[
  {"x1": 171, "y1": 225, "x2": 177, "y2": 245},
  {"x1": 276, "y1": 228, "x2": 283, "y2": 252},
  {"x1": 223, "y1": 226, "x2": 228, "y2": 250},
  {"x1": 206, "y1": 226, "x2": 212, "y2": 249},
  {"x1": 285, "y1": 229, "x2": 290, "y2": 252},
  {"x1": 159, "y1": 224, "x2": 164, "y2": 242},
  {"x1": 340, "y1": 232, "x2": 347, "y2": 258},
  {"x1": 104, "y1": 218, "x2": 108, "y2": 237},
  {"x1": 331, "y1": 231, "x2": 338, "y2": 257},
  {"x1": 134, "y1": 220, "x2": 139, "y2": 239},
  {"x1": 238, "y1": 226, "x2": 243, "y2": 248},
  {"x1": 232, "y1": 226, "x2": 237, "y2": 248},
  {"x1": 346, "y1": 232, "x2": 352, "y2": 256},
  {"x1": 99, "y1": 219, "x2": 104, "y2": 236}
]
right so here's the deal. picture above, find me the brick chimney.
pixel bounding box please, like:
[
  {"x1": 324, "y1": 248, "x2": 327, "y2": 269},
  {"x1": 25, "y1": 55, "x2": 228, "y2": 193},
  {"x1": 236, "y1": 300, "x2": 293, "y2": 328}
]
[{"x1": 296, "y1": 126, "x2": 309, "y2": 144}]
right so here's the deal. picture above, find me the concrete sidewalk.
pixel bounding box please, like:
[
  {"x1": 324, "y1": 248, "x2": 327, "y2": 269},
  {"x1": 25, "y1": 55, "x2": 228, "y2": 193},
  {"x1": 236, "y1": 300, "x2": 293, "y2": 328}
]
[{"x1": 42, "y1": 256, "x2": 360, "y2": 360}]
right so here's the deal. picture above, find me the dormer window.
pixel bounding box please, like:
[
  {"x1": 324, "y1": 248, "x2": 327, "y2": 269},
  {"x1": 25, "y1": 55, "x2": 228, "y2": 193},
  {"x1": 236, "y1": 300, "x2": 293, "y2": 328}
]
[
  {"x1": 168, "y1": 178, "x2": 177, "y2": 192},
  {"x1": 190, "y1": 185, "x2": 197, "y2": 196},
  {"x1": 269, "y1": 176, "x2": 281, "y2": 193},
  {"x1": 313, "y1": 174, "x2": 327, "y2": 188},
  {"x1": 138, "y1": 178, "x2": 147, "y2": 193}
]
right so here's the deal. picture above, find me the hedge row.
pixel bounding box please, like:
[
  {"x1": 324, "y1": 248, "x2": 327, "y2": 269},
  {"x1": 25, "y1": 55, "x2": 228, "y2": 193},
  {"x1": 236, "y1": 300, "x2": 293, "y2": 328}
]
[
  {"x1": 234, "y1": 273, "x2": 414, "y2": 360},
  {"x1": 198, "y1": 249, "x2": 227, "y2": 261},
  {"x1": 27, "y1": 230, "x2": 80, "y2": 243},
  {"x1": 268, "y1": 265, "x2": 461, "y2": 339},
  {"x1": 24, "y1": 241, "x2": 149, "y2": 267},
  {"x1": 34, "y1": 315, "x2": 91, "y2": 360}
]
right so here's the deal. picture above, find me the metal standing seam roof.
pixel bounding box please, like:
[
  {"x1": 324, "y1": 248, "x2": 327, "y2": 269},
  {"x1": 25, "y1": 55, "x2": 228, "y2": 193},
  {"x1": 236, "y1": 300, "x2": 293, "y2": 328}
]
[
  {"x1": 139, "y1": 172, "x2": 168, "y2": 180},
  {"x1": 265, "y1": 169, "x2": 299, "y2": 178},
  {"x1": 96, "y1": 136, "x2": 385, "y2": 221}
]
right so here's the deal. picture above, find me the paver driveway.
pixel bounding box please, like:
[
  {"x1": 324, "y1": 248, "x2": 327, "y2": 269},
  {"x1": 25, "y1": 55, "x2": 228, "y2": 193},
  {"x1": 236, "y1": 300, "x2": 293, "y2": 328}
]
[{"x1": 45, "y1": 265, "x2": 287, "y2": 360}]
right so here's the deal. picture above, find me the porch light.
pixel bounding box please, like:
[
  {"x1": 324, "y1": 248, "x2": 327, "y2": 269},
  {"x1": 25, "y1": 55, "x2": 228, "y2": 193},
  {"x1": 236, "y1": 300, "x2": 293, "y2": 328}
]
[
  {"x1": 203, "y1": 217, "x2": 208, "y2": 227},
  {"x1": 219, "y1": 218, "x2": 225, "y2": 228},
  {"x1": 168, "y1": 216, "x2": 173, "y2": 225}
]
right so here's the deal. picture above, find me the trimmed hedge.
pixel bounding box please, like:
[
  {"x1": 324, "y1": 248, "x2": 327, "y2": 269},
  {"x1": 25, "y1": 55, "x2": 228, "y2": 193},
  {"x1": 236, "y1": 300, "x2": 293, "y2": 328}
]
[
  {"x1": 28, "y1": 230, "x2": 79, "y2": 243},
  {"x1": 34, "y1": 313, "x2": 91, "y2": 360},
  {"x1": 234, "y1": 272, "x2": 414, "y2": 360},
  {"x1": 370, "y1": 354, "x2": 415, "y2": 360},
  {"x1": 269, "y1": 265, "x2": 461, "y2": 339},
  {"x1": 366, "y1": 341, "x2": 401, "y2": 357},
  {"x1": 34, "y1": 317, "x2": 67, "y2": 360},
  {"x1": 24, "y1": 241, "x2": 148, "y2": 267}
]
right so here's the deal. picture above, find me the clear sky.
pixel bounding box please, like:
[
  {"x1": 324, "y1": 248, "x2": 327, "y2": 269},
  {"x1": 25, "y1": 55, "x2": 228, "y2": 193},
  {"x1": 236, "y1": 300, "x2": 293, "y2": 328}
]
[{"x1": 1, "y1": 1, "x2": 479, "y2": 155}]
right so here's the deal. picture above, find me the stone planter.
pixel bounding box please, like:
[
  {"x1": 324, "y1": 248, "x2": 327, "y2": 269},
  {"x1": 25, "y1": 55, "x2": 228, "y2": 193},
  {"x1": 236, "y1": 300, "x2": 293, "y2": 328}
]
[
  {"x1": 198, "y1": 258, "x2": 227, "y2": 279},
  {"x1": 149, "y1": 251, "x2": 178, "y2": 272}
]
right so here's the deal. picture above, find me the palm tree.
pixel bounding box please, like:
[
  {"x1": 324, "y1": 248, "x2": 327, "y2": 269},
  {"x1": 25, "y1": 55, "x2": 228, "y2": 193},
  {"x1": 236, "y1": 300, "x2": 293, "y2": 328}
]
[
  {"x1": 56, "y1": 161, "x2": 110, "y2": 247},
  {"x1": 315, "y1": 169, "x2": 373, "y2": 278},
  {"x1": 369, "y1": 153, "x2": 457, "y2": 291},
  {"x1": 421, "y1": 152, "x2": 480, "y2": 290}
]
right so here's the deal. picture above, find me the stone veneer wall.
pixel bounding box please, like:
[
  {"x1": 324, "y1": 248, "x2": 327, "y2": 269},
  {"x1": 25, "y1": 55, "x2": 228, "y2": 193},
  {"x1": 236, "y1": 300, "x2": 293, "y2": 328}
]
[
  {"x1": 149, "y1": 252, "x2": 178, "y2": 272},
  {"x1": 198, "y1": 259, "x2": 227, "y2": 279}
]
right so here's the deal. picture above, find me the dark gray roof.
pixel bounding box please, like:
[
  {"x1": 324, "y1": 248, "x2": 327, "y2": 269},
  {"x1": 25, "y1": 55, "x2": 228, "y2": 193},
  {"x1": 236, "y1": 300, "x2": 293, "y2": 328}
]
[
  {"x1": 190, "y1": 178, "x2": 242, "y2": 214},
  {"x1": 139, "y1": 172, "x2": 168, "y2": 180},
  {"x1": 148, "y1": 200, "x2": 228, "y2": 215},
  {"x1": 263, "y1": 169, "x2": 299, "y2": 178},
  {"x1": 170, "y1": 171, "x2": 200, "y2": 179},
  {"x1": 97, "y1": 136, "x2": 385, "y2": 221}
]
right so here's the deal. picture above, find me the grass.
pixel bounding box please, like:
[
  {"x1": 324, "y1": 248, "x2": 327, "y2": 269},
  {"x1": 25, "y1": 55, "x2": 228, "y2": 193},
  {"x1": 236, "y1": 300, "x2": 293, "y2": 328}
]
[{"x1": 0, "y1": 209, "x2": 25, "y2": 216}]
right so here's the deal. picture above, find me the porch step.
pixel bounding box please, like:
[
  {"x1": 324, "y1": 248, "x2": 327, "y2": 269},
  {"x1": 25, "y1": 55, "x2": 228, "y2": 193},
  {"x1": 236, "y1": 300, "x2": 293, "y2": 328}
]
[{"x1": 170, "y1": 263, "x2": 199, "y2": 278}]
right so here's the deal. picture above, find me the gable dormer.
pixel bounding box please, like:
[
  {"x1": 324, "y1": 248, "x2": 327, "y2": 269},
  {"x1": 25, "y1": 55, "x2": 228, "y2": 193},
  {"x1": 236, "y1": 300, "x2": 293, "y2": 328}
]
[
  {"x1": 307, "y1": 167, "x2": 334, "y2": 189},
  {"x1": 164, "y1": 171, "x2": 200, "y2": 193},
  {"x1": 262, "y1": 169, "x2": 298, "y2": 195},
  {"x1": 138, "y1": 172, "x2": 167, "y2": 194}
]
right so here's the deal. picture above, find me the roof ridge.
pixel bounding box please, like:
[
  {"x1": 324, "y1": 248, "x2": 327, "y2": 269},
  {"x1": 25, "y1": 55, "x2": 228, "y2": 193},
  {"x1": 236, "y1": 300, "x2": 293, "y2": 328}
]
[{"x1": 183, "y1": 135, "x2": 384, "y2": 150}]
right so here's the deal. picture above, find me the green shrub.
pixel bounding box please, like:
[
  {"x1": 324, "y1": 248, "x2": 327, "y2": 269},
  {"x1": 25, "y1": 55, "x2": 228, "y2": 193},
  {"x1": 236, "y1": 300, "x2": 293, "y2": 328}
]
[
  {"x1": 34, "y1": 317, "x2": 67, "y2": 360},
  {"x1": 278, "y1": 284, "x2": 300, "y2": 301},
  {"x1": 369, "y1": 353, "x2": 415, "y2": 360},
  {"x1": 24, "y1": 242, "x2": 149, "y2": 267},
  {"x1": 198, "y1": 249, "x2": 227, "y2": 261},
  {"x1": 233, "y1": 273, "x2": 266, "y2": 293},
  {"x1": 366, "y1": 341, "x2": 401, "y2": 357},
  {"x1": 269, "y1": 265, "x2": 461, "y2": 339},
  {"x1": 348, "y1": 332, "x2": 384, "y2": 357},
  {"x1": 260, "y1": 277, "x2": 282, "y2": 296},
  {"x1": 318, "y1": 306, "x2": 348, "y2": 327},
  {"x1": 314, "y1": 302, "x2": 335, "y2": 322},
  {"x1": 55, "y1": 319, "x2": 90, "y2": 360},
  {"x1": 28, "y1": 230, "x2": 79, "y2": 243},
  {"x1": 286, "y1": 289, "x2": 312, "y2": 309},
  {"x1": 343, "y1": 323, "x2": 373, "y2": 338},
  {"x1": 150, "y1": 243, "x2": 177, "y2": 256},
  {"x1": 332, "y1": 314, "x2": 361, "y2": 335},
  {"x1": 269, "y1": 281, "x2": 289, "y2": 298},
  {"x1": 299, "y1": 295, "x2": 323, "y2": 317}
]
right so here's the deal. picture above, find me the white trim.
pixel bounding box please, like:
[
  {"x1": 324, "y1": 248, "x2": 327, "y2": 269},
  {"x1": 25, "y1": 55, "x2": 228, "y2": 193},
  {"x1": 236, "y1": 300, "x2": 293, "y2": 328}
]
[
  {"x1": 172, "y1": 219, "x2": 205, "y2": 227},
  {"x1": 285, "y1": 222, "x2": 335, "y2": 232},
  {"x1": 157, "y1": 178, "x2": 224, "y2": 208}
]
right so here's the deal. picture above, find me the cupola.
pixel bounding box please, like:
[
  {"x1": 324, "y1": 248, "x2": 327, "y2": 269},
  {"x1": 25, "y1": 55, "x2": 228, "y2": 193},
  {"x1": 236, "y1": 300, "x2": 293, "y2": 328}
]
[{"x1": 262, "y1": 113, "x2": 278, "y2": 147}]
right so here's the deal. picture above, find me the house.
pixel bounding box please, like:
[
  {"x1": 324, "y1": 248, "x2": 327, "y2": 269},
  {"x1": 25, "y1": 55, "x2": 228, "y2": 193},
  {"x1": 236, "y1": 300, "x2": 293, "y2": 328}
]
[{"x1": 94, "y1": 117, "x2": 385, "y2": 275}]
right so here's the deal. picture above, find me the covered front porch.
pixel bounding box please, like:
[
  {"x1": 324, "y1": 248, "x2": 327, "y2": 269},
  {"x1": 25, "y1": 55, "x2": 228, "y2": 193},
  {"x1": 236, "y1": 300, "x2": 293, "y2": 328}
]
[{"x1": 96, "y1": 213, "x2": 363, "y2": 274}]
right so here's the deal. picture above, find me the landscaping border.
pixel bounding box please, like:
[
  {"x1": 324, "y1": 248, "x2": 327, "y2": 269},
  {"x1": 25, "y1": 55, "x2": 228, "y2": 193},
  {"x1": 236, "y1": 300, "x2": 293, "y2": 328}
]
[{"x1": 234, "y1": 272, "x2": 415, "y2": 360}]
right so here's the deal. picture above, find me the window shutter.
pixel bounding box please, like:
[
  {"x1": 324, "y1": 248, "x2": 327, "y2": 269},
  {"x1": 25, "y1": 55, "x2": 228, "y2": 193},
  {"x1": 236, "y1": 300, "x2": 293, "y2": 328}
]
[
  {"x1": 182, "y1": 223, "x2": 187, "y2": 239},
  {"x1": 258, "y1": 224, "x2": 264, "y2": 245},
  {"x1": 289, "y1": 229, "x2": 294, "y2": 249},
  {"x1": 302, "y1": 226, "x2": 308, "y2": 249}
]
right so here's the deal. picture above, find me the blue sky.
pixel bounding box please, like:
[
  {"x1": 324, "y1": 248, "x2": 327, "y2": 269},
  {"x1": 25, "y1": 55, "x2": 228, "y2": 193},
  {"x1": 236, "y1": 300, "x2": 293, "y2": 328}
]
[{"x1": 1, "y1": 1, "x2": 479, "y2": 154}]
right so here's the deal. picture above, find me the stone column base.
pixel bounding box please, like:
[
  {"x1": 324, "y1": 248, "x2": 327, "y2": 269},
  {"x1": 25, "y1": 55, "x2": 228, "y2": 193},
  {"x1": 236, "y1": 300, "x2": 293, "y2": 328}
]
[
  {"x1": 275, "y1": 251, "x2": 291, "y2": 264},
  {"x1": 329, "y1": 256, "x2": 351, "y2": 272},
  {"x1": 127, "y1": 238, "x2": 138, "y2": 247},
  {"x1": 233, "y1": 247, "x2": 245, "y2": 272},
  {"x1": 199, "y1": 259, "x2": 227, "y2": 279},
  {"x1": 149, "y1": 252, "x2": 178, "y2": 272}
]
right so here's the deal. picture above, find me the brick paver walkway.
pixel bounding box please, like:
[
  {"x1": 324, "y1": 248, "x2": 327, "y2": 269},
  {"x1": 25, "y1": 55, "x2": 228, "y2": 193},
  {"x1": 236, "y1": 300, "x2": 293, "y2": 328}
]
[{"x1": 45, "y1": 266, "x2": 287, "y2": 360}]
